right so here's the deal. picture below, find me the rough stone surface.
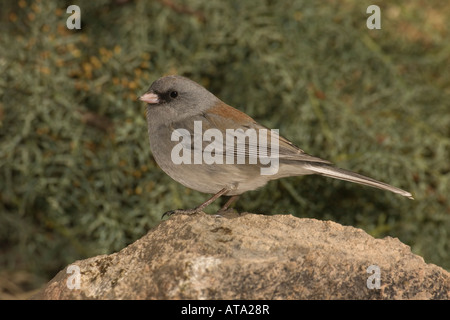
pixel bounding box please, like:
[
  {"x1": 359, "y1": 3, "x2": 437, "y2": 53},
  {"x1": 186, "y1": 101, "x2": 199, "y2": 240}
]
[{"x1": 33, "y1": 212, "x2": 449, "y2": 299}]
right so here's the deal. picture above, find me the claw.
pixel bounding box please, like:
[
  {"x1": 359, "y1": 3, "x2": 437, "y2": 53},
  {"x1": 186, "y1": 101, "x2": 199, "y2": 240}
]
[
  {"x1": 161, "y1": 187, "x2": 233, "y2": 220},
  {"x1": 161, "y1": 210, "x2": 176, "y2": 219},
  {"x1": 161, "y1": 208, "x2": 203, "y2": 220}
]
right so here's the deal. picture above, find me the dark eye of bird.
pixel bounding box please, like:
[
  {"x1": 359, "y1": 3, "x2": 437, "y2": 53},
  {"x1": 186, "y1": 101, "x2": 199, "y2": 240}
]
[{"x1": 170, "y1": 91, "x2": 178, "y2": 98}]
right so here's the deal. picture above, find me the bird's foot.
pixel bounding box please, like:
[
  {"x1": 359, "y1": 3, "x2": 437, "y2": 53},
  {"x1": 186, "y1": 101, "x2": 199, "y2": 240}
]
[
  {"x1": 216, "y1": 207, "x2": 238, "y2": 216},
  {"x1": 161, "y1": 208, "x2": 204, "y2": 219}
]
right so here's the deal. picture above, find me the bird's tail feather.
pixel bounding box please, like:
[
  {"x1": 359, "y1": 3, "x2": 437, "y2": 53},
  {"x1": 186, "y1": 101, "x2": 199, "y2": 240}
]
[{"x1": 304, "y1": 164, "x2": 414, "y2": 199}]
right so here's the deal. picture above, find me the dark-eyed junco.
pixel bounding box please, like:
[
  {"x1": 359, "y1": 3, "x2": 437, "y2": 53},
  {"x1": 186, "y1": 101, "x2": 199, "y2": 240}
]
[{"x1": 140, "y1": 75, "x2": 413, "y2": 217}]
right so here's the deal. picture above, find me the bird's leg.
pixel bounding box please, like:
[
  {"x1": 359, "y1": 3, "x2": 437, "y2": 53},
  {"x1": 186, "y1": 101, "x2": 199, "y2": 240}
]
[
  {"x1": 217, "y1": 195, "x2": 240, "y2": 214},
  {"x1": 162, "y1": 187, "x2": 231, "y2": 219}
]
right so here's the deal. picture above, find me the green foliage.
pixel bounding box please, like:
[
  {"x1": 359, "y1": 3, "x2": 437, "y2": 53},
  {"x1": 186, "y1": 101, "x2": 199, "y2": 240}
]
[{"x1": 1, "y1": 0, "x2": 449, "y2": 289}]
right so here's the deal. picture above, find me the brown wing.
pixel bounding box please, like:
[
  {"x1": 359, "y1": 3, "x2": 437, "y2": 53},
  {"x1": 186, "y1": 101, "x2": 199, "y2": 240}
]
[{"x1": 200, "y1": 102, "x2": 332, "y2": 165}]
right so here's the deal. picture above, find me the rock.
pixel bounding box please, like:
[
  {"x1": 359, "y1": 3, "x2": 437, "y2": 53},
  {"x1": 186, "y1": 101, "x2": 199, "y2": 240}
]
[{"x1": 32, "y1": 212, "x2": 449, "y2": 299}]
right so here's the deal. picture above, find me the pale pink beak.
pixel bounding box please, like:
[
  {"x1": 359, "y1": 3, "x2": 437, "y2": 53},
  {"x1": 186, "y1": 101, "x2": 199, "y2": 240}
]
[{"x1": 139, "y1": 92, "x2": 159, "y2": 104}]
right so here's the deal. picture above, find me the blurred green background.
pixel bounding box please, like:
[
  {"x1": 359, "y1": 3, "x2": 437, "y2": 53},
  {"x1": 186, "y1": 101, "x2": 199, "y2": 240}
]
[{"x1": 0, "y1": 0, "x2": 449, "y2": 298}]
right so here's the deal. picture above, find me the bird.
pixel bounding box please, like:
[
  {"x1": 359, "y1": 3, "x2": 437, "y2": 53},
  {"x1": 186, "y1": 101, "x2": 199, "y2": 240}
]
[{"x1": 139, "y1": 75, "x2": 413, "y2": 218}]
